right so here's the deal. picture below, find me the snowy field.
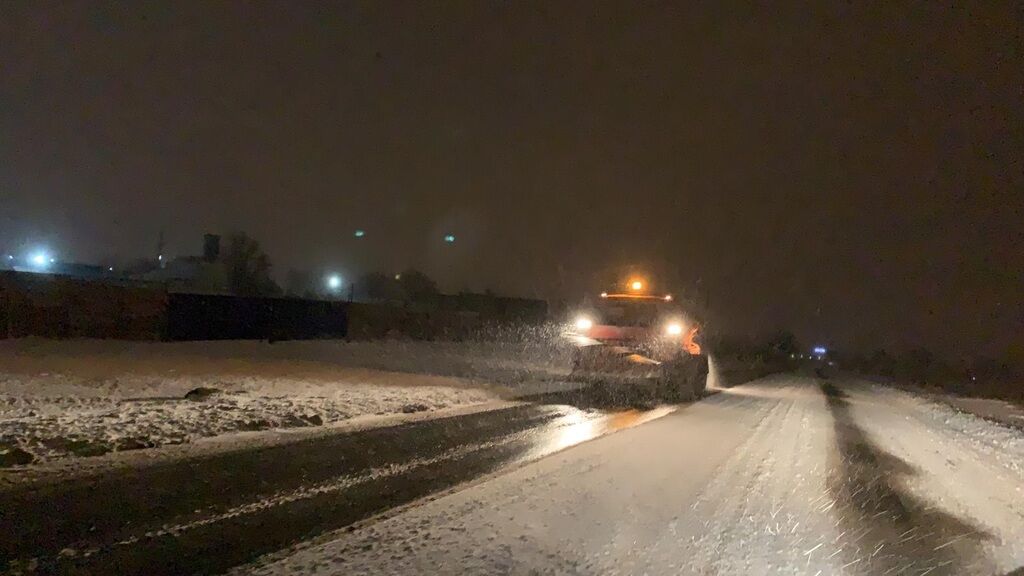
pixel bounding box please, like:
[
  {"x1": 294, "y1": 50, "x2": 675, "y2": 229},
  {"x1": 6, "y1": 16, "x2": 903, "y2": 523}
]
[{"x1": 0, "y1": 337, "x2": 574, "y2": 466}]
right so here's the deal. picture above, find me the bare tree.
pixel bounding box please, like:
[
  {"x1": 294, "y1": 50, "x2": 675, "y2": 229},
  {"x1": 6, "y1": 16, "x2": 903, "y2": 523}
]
[
  {"x1": 357, "y1": 272, "x2": 404, "y2": 302},
  {"x1": 285, "y1": 268, "x2": 316, "y2": 298},
  {"x1": 224, "y1": 232, "x2": 280, "y2": 296},
  {"x1": 397, "y1": 269, "x2": 438, "y2": 302}
]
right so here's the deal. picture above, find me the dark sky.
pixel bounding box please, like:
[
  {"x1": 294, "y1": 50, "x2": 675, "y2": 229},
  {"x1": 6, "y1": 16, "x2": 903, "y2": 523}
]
[{"x1": 2, "y1": 2, "x2": 1021, "y2": 358}]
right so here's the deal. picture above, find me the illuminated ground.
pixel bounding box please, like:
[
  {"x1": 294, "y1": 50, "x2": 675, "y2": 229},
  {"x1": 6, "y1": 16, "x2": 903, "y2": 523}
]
[
  {"x1": 0, "y1": 400, "x2": 669, "y2": 574},
  {"x1": 245, "y1": 375, "x2": 1024, "y2": 576},
  {"x1": 2, "y1": 373, "x2": 1022, "y2": 575}
]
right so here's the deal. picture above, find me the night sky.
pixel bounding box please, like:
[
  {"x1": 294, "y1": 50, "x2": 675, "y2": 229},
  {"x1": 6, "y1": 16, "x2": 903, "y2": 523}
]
[{"x1": 2, "y1": 2, "x2": 1021, "y2": 358}]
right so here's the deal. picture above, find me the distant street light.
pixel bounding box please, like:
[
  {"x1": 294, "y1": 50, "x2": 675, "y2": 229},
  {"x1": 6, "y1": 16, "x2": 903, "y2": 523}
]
[
  {"x1": 443, "y1": 234, "x2": 456, "y2": 243},
  {"x1": 326, "y1": 274, "x2": 342, "y2": 291},
  {"x1": 29, "y1": 251, "x2": 50, "y2": 268},
  {"x1": 354, "y1": 230, "x2": 365, "y2": 238}
]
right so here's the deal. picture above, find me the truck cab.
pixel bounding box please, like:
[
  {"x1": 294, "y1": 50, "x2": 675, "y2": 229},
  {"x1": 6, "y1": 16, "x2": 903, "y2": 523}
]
[
  {"x1": 568, "y1": 278, "x2": 709, "y2": 401},
  {"x1": 573, "y1": 292, "x2": 701, "y2": 360}
]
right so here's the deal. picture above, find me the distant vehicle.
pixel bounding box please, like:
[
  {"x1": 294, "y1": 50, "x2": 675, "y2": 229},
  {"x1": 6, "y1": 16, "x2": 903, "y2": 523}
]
[{"x1": 568, "y1": 278, "x2": 708, "y2": 401}]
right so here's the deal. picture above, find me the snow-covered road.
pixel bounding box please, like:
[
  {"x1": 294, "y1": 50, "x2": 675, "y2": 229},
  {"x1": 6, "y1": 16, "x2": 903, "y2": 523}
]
[{"x1": 244, "y1": 374, "x2": 1024, "y2": 576}]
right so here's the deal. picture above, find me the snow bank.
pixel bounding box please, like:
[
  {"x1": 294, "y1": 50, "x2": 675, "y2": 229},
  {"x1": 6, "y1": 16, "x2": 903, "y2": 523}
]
[
  {"x1": 943, "y1": 396, "x2": 1024, "y2": 428},
  {"x1": 851, "y1": 372, "x2": 1024, "y2": 430},
  {"x1": 0, "y1": 336, "x2": 573, "y2": 465}
]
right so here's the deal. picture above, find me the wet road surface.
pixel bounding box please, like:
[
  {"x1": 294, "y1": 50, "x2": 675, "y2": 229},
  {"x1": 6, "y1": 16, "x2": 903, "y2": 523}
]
[
  {"x1": 5, "y1": 374, "x2": 1024, "y2": 575},
  {"x1": 245, "y1": 374, "x2": 1024, "y2": 576},
  {"x1": 0, "y1": 397, "x2": 671, "y2": 574}
]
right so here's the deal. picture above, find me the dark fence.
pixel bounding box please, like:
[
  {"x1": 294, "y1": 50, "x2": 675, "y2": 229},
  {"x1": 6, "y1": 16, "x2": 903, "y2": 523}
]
[
  {"x1": 1, "y1": 271, "x2": 548, "y2": 342},
  {"x1": 347, "y1": 302, "x2": 483, "y2": 340},
  {"x1": 164, "y1": 293, "x2": 349, "y2": 341},
  {"x1": 0, "y1": 271, "x2": 166, "y2": 340}
]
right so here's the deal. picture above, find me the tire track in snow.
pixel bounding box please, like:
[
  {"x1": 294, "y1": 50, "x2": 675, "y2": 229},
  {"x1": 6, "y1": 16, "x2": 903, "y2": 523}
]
[
  {"x1": 820, "y1": 381, "x2": 996, "y2": 575},
  {"x1": 680, "y1": 379, "x2": 843, "y2": 574}
]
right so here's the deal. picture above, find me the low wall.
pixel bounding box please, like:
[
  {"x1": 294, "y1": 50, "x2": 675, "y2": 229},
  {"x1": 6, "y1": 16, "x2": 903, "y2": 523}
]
[{"x1": 164, "y1": 294, "x2": 348, "y2": 341}]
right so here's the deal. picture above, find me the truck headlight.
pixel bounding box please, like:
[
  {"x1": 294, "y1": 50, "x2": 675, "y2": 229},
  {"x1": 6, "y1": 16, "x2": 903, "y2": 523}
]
[{"x1": 575, "y1": 316, "x2": 594, "y2": 331}]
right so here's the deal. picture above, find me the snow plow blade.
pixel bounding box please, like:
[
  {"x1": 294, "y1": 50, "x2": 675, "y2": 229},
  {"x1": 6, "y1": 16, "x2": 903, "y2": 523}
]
[{"x1": 570, "y1": 344, "x2": 708, "y2": 402}]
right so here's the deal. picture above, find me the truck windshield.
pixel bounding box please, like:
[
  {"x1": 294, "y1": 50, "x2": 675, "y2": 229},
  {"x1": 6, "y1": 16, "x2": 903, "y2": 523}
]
[{"x1": 596, "y1": 300, "x2": 670, "y2": 326}]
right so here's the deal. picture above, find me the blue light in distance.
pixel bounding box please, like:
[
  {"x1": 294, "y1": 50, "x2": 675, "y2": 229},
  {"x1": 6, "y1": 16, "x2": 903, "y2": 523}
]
[
  {"x1": 326, "y1": 274, "x2": 342, "y2": 290},
  {"x1": 443, "y1": 234, "x2": 456, "y2": 243},
  {"x1": 354, "y1": 230, "x2": 365, "y2": 238},
  {"x1": 813, "y1": 346, "x2": 827, "y2": 356}
]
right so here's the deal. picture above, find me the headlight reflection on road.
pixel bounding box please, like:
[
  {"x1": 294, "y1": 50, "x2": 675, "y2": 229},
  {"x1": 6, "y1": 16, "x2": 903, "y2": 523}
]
[
  {"x1": 527, "y1": 405, "x2": 677, "y2": 461},
  {"x1": 546, "y1": 410, "x2": 598, "y2": 452}
]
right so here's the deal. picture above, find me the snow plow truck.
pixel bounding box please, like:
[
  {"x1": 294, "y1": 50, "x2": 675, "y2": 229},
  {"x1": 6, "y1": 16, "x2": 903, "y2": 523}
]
[{"x1": 568, "y1": 278, "x2": 708, "y2": 402}]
